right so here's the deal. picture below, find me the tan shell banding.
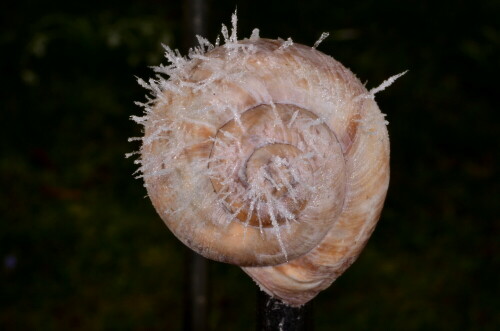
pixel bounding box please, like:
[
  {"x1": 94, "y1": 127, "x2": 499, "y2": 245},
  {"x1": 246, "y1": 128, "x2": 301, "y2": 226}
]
[
  {"x1": 243, "y1": 99, "x2": 390, "y2": 306},
  {"x1": 139, "y1": 37, "x2": 390, "y2": 306}
]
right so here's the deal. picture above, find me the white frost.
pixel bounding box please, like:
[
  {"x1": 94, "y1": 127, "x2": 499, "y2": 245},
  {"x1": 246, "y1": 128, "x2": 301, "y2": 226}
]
[
  {"x1": 369, "y1": 70, "x2": 408, "y2": 96},
  {"x1": 250, "y1": 28, "x2": 260, "y2": 41},
  {"x1": 277, "y1": 37, "x2": 293, "y2": 50},
  {"x1": 313, "y1": 32, "x2": 329, "y2": 49}
]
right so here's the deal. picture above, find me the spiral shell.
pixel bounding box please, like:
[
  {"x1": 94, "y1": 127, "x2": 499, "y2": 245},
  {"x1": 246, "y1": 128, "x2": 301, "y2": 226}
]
[{"x1": 134, "y1": 20, "x2": 394, "y2": 306}]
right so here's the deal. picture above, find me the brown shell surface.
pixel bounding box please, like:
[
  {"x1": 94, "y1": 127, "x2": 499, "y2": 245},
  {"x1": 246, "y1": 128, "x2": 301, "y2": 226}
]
[
  {"x1": 243, "y1": 98, "x2": 390, "y2": 306},
  {"x1": 140, "y1": 38, "x2": 390, "y2": 306}
]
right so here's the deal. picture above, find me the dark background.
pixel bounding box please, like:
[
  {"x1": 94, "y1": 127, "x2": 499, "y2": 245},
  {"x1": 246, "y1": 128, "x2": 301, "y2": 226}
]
[{"x1": 1, "y1": 0, "x2": 498, "y2": 330}]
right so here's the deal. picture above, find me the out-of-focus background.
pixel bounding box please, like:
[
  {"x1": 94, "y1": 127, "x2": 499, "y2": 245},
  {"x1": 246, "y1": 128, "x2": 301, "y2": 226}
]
[{"x1": 1, "y1": 0, "x2": 498, "y2": 330}]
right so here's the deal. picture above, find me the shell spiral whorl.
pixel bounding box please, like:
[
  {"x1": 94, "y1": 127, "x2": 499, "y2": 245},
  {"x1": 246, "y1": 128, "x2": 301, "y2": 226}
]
[
  {"x1": 207, "y1": 102, "x2": 347, "y2": 265},
  {"x1": 135, "y1": 22, "x2": 393, "y2": 306}
]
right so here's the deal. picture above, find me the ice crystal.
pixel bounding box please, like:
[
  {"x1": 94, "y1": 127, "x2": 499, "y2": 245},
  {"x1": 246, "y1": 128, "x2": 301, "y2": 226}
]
[
  {"x1": 277, "y1": 37, "x2": 293, "y2": 50},
  {"x1": 313, "y1": 32, "x2": 329, "y2": 49}
]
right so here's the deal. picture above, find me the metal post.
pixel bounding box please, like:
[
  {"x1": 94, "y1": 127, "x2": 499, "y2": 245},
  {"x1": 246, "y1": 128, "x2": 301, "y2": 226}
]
[
  {"x1": 183, "y1": 250, "x2": 209, "y2": 331},
  {"x1": 182, "y1": 2, "x2": 209, "y2": 330},
  {"x1": 183, "y1": 0, "x2": 208, "y2": 51},
  {"x1": 257, "y1": 290, "x2": 313, "y2": 331}
]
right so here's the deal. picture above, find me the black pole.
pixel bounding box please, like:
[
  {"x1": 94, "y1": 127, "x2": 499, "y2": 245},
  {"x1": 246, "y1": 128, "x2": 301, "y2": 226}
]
[
  {"x1": 182, "y1": 1, "x2": 209, "y2": 331},
  {"x1": 183, "y1": 250, "x2": 209, "y2": 331},
  {"x1": 257, "y1": 290, "x2": 313, "y2": 331},
  {"x1": 183, "y1": 0, "x2": 208, "y2": 52}
]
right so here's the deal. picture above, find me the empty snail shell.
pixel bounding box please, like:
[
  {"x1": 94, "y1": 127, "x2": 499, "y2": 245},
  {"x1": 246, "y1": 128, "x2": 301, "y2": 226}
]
[{"x1": 132, "y1": 16, "x2": 402, "y2": 306}]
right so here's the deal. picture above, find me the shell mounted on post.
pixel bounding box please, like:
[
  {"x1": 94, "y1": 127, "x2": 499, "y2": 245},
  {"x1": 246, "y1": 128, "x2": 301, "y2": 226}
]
[{"x1": 130, "y1": 13, "x2": 404, "y2": 306}]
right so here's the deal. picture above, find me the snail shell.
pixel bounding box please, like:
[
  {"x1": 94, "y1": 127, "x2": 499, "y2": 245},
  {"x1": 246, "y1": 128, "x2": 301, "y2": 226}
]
[{"x1": 135, "y1": 28, "x2": 390, "y2": 306}]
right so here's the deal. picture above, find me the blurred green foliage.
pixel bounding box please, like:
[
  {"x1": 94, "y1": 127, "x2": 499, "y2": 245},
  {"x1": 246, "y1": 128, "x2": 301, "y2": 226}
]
[{"x1": 1, "y1": 0, "x2": 498, "y2": 330}]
